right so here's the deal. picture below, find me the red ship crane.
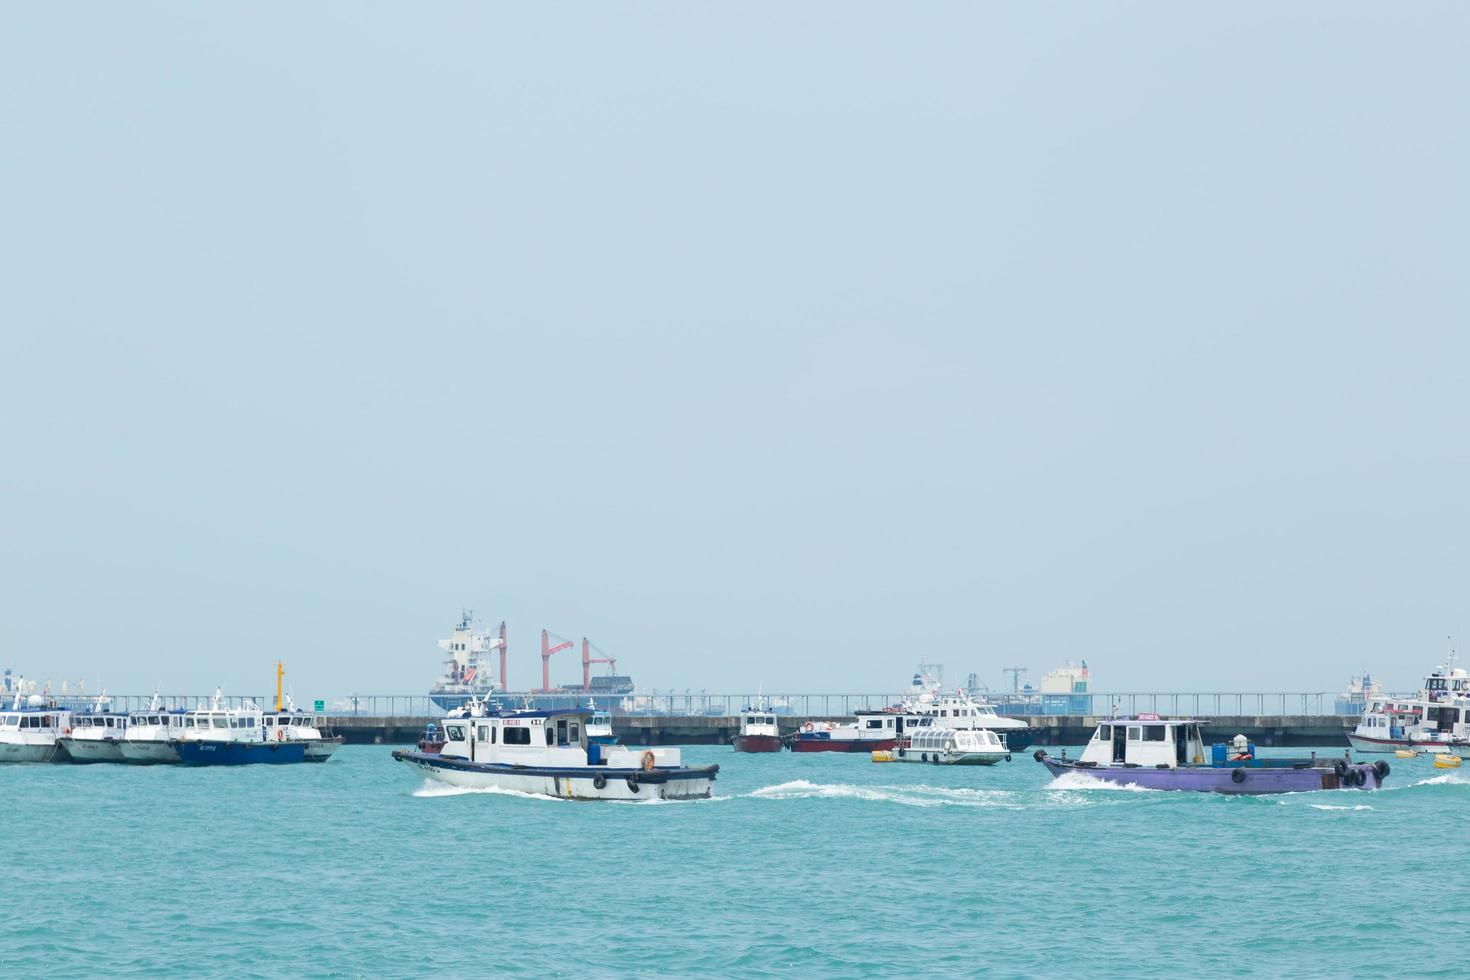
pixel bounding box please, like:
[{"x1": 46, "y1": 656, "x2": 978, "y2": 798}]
[
  {"x1": 539, "y1": 629, "x2": 574, "y2": 693},
  {"x1": 496, "y1": 621, "x2": 508, "y2": 691},
  {"x1": 581, "y1": 638, "x2": 617, "y2": 692}
]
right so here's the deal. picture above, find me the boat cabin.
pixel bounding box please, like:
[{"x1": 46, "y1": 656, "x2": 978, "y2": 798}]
[
  {"x1": 263, "y1": 713, "x2": 326, "y2": 739},
  {"x1": 1078, "y1": 717, "x2": 1208, "y2": 768},
  {"x1": 0, "y1": 709, "x2": 72, "y2": 735},
  {"x1": 908, "y1": 727, "x2": 1004, "y2": 755},
  {"x1": 739, "y1": 711, "x2": 780, "y2": 738},
  {"x1": 125, "y1": 710, "x2": 188, "y2": 738},
  {"x1": 439, "y1": 708, "x2": 681, "y2": 769},
  {"x1": 70, "y1": 713, "x2": 129, "y2": 736}
]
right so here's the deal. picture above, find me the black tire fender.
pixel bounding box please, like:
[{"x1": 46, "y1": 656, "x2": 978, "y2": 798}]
[
  {"x1": 592, "y1": 773, "x2": 607, "y2": 791},
  {"x1": 1231, "y1": 767, "x2": 1247, "y2": 784},
  {"x1": 1033, "y1": 749, "x2": 1047, "y2": 762},
  {"x1": 625, "y1": 775, "x2": 639, "y2": 793},
  {"x1": 1333, "y1": 759, "x2": 1349, "y2": 778},
  {"x1": 1373, "y1": 760, "x2": 1390, "y2": 781}
]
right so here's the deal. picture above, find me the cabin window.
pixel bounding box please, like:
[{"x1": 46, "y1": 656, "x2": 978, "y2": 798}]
[
  {"x1": 545, "y1": 727, "x2": 554, "y2": 746},
  {"x1": 1144, "y1": 727, "x2": 1166, "y2": 742},
  {"x1": 1127, "y1": 726, "x2": 1142, "y2": 741},
  {"x1": 1097, "y1": 726, "x2": 1111, "y2": 741},
  {"x1": 445, "y1": 725, "x2": 467, "y2": 741},
  {"x1": 866, "y1": 720, "x2": 883, "y2": 729},
  {"x1": 556, "y1": 720, "x2": 568, "y2": 744},
  {"x1": 569, "y1": 723, "x2": 580, "y2": 742},
  {"x1": 503, "y1": 727, "x2": 530, "y2": 746},
  {"x1": 478, "y1": 726, "x2": 490, "y2": 741}
]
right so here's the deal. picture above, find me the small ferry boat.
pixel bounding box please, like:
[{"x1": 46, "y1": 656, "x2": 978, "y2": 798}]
[
  {"x1": 887, "y1": 725, "x2": 1012, "y2": 766},
  {"x1": 1035, "y1": 716, "x2": 1386, "y2": 794},
  {"x1": 1349, "y1": 660, "x2": 1470, "y2": 753},
  {"x1": 173, "y1": 694, "x2": 307, "y2": 766},
  {"x1": 0, "y1": 694, "x2": 72, "y2": 763},
  {"x1": 57, "y1": 697, "x2": 129, "y2": 763},
  {"x1": 393, "y1": 704, "x2": 719, "y2": 800},
  {"x1": 733, "y1": 707, "x2": 782, "y2": 752}
]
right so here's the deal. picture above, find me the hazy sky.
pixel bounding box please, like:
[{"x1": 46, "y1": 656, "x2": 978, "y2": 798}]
[{"x1": 3, "y1": 4, "x2": 1467, "y2": 698}]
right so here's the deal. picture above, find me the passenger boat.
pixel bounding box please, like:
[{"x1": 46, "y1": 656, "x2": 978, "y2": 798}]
[
  {"x1": 585, "y1": 702, "x2": 619, "y2": 747},
  {"x1": 788, "y1": 710, "x2": 908, "y2": 752},
  {"x1": 174, "y1": 695, "x2": 307, "y2": 766},
  {"x1": 733, "y1": 706, "x2": 782, "y2": 752},
  {"x1": 56, "y1": 697, "x2": 129, "y2": 763},
  {"x1": 902, "y1": 688, "x2": 1035, "y2": 752},
  {"x1": 120, "y1": 698, "x2": 187, "y2": 764},
  {"x1": 392, "y1": 704, "x2": 719, "y2": 800},
  {"x1": 1035, "y1": 716, "x2": 1387, "y2": 794},
  {"x1": 0, "y1": 693, "x2": 72, "y2": 763},
  {"x1": 887, "y1": 725, "x2": 1012, "y2": 766},
  {"x1": 1348, "y1": 660, "x2": 1470, "y2": 753}
]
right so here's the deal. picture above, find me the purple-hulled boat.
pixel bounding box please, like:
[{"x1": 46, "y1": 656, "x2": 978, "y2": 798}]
[{"x1": 1035, "y1": 716, "x2": 1388, "y2": 794}]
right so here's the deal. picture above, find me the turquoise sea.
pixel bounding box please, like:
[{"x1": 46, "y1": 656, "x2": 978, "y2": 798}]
[{"x1": 8, "y1": 745, "x2": 1470, "y2": 977}]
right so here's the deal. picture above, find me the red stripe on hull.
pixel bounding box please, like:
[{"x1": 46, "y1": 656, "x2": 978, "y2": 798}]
[
  {"x1": 733, "y1": 735, "x2": 783, "y2": 753},
  {"x1": 789, "y1": 738, "x2": 897, "y2": 753}
]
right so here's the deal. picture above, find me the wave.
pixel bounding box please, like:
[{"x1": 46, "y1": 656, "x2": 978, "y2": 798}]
[
  {"x1": 1043, "y1": 771, "x2": 1159, "y2": 792},
  {"x1": 747, "y1": 779, "x2": 1020, "y2": 808},
  {"x1": 1307, "y1": 803, "x2": 1373, "y2": 811},
  {"x1": 410, "y1": 779, "x2": 730, "y2": 804}
]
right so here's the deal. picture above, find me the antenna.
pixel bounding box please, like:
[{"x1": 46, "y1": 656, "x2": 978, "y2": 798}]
[{"x1": 1002, "y1": 667, "x2": 1028, "y2": 694}]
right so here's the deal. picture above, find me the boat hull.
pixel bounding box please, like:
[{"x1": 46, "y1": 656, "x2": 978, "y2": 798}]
[
  {"x1": 1347, "y1": 732, "x2": 1470, "y2": 754},
  {"x1": 57, "y1": 738, "x2": 126, "y2": 763},
  {"x1": 302, "y1": 738, "x2": 343, "y2": 762},
  {"x1": 998, "y1": 730, "x2": 1035, "y2": 752},
  {"x1": 790, "y1": 737, "x2": 897, "y2": 753},
  {"x1": 393, "y1": 750, "x2": 719, "y2": 800},
  {"x1": 119, "y1": 740, "x2": 182, "y2": 765},
  {"x1": 0, "y1": 740, "x2": 61, "y2": 763},
  {"x1": 176, "y1": 741, "x2": 309, "y2": 766},
  {"x1": 1040, "y1": 757, "x2": 1384, "y2": 794},
  {"x1": 733, "y1": 734, "x2": 783, "y2": 753}
]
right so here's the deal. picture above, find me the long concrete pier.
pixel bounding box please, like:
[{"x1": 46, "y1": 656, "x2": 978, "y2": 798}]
[{"x1": 329, "y1": 714, "x2": 1358, "y2": 747}]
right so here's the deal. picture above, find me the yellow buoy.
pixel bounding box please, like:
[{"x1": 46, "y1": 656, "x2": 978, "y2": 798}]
[
  {"x1": 1433, "y1": 754, "x2": 1461, "y2": 769},
  {"x1": 1394, "y1": 749, "x2": 1418, "y2": 759},
  {"x1": 871, "y1": 750, "x2": 895, "y2": 763}
]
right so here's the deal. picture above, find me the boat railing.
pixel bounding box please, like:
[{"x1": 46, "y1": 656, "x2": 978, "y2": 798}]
[{"x1": 36, "y1": 691, "x2": 1405, "y2": 718}]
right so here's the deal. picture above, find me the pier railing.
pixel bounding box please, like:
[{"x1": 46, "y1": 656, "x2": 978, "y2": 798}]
[{"x1": 12, "y1": 691, "x2": 1374, "y2": 718}]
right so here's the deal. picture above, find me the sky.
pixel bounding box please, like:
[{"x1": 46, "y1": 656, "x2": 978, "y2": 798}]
[{"x1": 2, "y1": 3, "x2": 1467, "y2": 699}]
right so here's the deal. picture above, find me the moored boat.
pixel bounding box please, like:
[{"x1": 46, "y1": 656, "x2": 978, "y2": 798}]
[
  {"x1": 393, "y1": 704, "x2": 718, "y2": 800},
  {"x1": 57, "y1": 697, "x2": 129, "y2": 763},
  {"x1": 1035, "y1": 716, "x2": 1386, "y2": 794},
  {"x1": 1348, "y1": 660, "x2": 1470, "y2": 754},
  {"x1": 789, "y1": 710, "x2": 907, "y2": 753},
  {"x1": 0, "y1": 696, "x2": 72, "y2": 764},
  {"x1": 902, "y1": 688, "x2": 1035, "y2": 752},
  {"x1": 119, "y1": 700, "x2": 187, "y2": 764},
  {"x1": 733, "y1": 707, "x2": 782, "y2": 752}
]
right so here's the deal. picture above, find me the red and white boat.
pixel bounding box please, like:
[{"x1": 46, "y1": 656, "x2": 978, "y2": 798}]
[
  {"x1": 733, "y1": 707, "x2": 782, "y2": 752},
  {"x1": 788, "y1": 710, "x2": 915, "y2": 753}
]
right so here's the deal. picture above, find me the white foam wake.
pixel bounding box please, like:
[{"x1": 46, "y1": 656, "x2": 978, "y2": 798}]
[
  {"x1": 1043, "y1": 770, "x2": 1159, "y2": 792},
  {"x1": 747, "y1": 779, "x2": 1018, "y2": 808}
]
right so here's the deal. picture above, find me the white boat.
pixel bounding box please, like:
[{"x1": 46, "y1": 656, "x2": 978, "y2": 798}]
[
  {"x1": 1349, "y1": 659, "x2": 1470, "y2": 753},
  {"x1": 57, "y1": 696, "x2": 129, "y2": 763},
  {"x1": 891, "y1": 725, "x2": 1012, "y2": 765},
  {"x1": 393, "y1": 704, "x2": 719, "y2": 800},
  {"x1": 902, "y1": 688, "x2": 1035, "y2": 751},
  {"x1": 0, "y1": 689, "x2": 72, "y2": 763},
  {"x1": 262, "y1": 703, "x2": 342, "y2": 762}
]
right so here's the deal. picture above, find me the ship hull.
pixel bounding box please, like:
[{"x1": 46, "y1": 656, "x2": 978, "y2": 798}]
[
  {"x1": 57, "y1": 738, "x2": 126, "y2": 763},
  {"x1": 894, "y1": 746, "x2": 1010, "y2": 765},
  {"x1": 790, "y1": 737, "x2": 897, "y2": 753},
  {"x1": 998, "y1": 730, "x2": 1035, "y2": 752},
  {"x1": 176, "y1": 741, "x2": 309, "y2": 766},
  {"x1": 1039, "y1": 757, "x2": 1384, "y2": 794},
  {"x1": 733, "y1": 734, "x2": 783, "y2": 753},
  {"x1": 394, "y1": 750, "x2": 718, "y2": 800},
  {"x1": 0, "y1": 740, "x2": 61, "y2": 763},
  {"x1": 303, "y1": 737, "x2": 343, "y2": 762},
  {"x1": 119, "y1": 740, "x2": 182, "y2": 765},
  {"x1": 1347, "y1": 732, "x2": 1470, "y2": 754}
]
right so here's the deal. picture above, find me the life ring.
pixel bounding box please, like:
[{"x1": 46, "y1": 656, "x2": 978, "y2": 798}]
[
  {"x1": 276, "y1": 728, "x2": 285, "y2": 742},
  {"x1": 592, "y1": 773, "x2": 607, "y2": 791},
  {"x1": 803, "y1": 722, "x2": 815, "y2": 733},
  {"x1": 1006, "y1": 754, "x2": 1012, "y2": 763},
  {"x1": 625, "y1": 775, "x2": 640, "y2": 793},
  {"x1": 1230, "y1": 767, "x2": 1247, "y2": 784},
  {"x1": 62, "y1": 728, "x2": 71, "y2": 736},
  {"x1": 640, "y1": 750, "x2": 656, "y2": 772}
]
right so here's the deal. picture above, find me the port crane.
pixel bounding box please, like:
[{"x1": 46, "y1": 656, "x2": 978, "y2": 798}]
[
  {"x1": 581, "y1": 638, "x2": 617, "y2": 692},
  {"x1": 539, "y1": 629, "x2": 575, "y2": 693}
]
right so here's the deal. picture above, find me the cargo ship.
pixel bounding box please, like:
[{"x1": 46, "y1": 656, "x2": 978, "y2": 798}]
[{"x1": 428, "y1": 613, "x2": 634, "y2": 713}]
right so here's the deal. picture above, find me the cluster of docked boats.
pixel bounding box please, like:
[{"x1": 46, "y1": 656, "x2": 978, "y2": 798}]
[
  {"x1": 0, "y1": 686, "x2": 342, "y2": 767},
  {"x1": 1347, "y1": 659, "x2": 1470, "y2": 755}
]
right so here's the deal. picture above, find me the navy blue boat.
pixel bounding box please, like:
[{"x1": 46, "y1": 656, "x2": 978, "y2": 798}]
[{"x1": 176, "y1": 741, "x2": 307, "y2": 766}]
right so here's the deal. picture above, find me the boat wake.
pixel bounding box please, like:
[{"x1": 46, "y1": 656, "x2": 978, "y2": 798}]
[
  {"x1": 1043, "y1": 771, "x2": 1159, "y2": 793},
  {"x1": 412, "y1": 780, "x2": 564, "y2": 801},
  {"x1": 1307, "y1": 803, "x2": 1374, "y2": 811},
  {"x1": 748, "y1": 780, "x2": 1020, "y2": 808}
]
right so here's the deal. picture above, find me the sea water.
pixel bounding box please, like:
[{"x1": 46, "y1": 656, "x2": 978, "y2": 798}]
[{"x1": 6, "y1": 745, "x2": 1469, "y2": 977}]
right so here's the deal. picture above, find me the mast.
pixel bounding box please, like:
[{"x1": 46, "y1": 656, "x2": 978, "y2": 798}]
[{"x1": 276, "y1": 660, "x2": 284, "y2": 712}]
